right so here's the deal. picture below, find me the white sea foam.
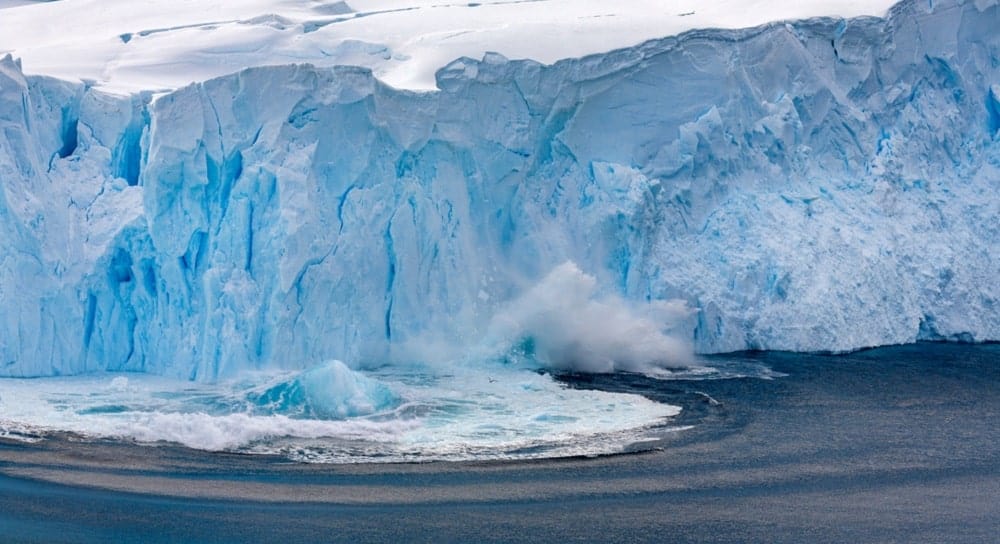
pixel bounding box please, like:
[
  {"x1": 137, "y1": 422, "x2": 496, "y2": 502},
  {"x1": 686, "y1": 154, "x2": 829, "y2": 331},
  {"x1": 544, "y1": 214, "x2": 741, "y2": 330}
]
[
  {"x1": 0, "y1": 262, "x2": 727, "y2": 462},
  {"x1": 0, "y1": 364, "x2": 679, "y2": 462}
]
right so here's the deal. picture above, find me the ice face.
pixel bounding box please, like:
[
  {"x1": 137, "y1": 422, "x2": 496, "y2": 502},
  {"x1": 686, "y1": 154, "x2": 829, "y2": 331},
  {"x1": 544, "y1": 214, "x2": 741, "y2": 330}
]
[{"x1": 0, "y1": 0, "x2": 998, "y2": 381}]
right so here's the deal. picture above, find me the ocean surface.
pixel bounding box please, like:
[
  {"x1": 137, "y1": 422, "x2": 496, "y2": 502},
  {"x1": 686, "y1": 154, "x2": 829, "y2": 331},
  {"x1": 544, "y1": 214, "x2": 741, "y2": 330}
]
[{"x1": 0, "y1": 342, "x2": 998, "y2": 543}]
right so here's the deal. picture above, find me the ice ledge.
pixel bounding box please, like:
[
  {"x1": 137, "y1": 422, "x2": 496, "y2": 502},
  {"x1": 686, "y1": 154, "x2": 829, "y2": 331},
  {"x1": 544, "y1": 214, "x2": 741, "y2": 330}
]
[{"x1": 0, "y1": 0, "x2": 904, "y2": 94}]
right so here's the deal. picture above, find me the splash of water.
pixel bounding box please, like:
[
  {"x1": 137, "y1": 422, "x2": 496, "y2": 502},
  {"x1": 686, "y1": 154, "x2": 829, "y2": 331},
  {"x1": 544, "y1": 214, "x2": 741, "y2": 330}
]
[
  {"x1": 0, "y1": 262, "x2": 704, "y2": 462},
  {"x1": 488, "y1": 262, "x2": 695, "y2": 374}
]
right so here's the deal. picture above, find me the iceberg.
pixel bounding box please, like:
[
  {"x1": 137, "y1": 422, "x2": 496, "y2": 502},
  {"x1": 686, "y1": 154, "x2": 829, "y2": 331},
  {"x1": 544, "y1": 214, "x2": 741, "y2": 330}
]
[{"x1": 0, "y1": 0, "x2": 997, "y2": 381}]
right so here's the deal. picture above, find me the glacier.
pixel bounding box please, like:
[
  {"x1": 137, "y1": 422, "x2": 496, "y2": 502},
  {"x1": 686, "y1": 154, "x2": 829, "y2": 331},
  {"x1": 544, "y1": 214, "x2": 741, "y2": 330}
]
[{"x1": 0, "y1": 0, "x2": 998, "y2": 382}]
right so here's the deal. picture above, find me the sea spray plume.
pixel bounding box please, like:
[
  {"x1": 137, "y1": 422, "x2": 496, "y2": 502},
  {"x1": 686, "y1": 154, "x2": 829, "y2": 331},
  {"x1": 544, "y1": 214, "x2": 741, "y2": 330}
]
[{"x1": 489, "y1": 262, "x2": 695, "y2": 374}]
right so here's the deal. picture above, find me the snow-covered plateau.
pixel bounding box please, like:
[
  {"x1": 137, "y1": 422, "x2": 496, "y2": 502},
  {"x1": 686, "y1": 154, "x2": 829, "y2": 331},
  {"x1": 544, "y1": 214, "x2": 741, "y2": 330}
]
[{"x1": 0, "y1": 0, "x2": 998, "y2": 383}]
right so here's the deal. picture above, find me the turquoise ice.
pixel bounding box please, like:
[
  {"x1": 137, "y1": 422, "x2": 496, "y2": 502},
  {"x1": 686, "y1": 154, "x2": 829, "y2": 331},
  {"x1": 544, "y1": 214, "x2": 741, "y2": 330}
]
[{"x1": 0, "y1": 0, "x2": 998, "y2": 381}]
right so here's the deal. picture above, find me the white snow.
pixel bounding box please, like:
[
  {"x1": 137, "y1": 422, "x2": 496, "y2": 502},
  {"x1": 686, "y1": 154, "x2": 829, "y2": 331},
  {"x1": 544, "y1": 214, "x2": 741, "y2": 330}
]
[{"x1": 0, "y1": 0, "x2": 898, "y2": 93}]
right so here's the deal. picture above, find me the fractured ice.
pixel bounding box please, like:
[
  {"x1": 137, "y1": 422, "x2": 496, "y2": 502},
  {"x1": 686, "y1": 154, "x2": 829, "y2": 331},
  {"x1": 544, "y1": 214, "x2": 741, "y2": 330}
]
[{"x1": 0, "y1": 0, "x2": 998, "y2": 381}]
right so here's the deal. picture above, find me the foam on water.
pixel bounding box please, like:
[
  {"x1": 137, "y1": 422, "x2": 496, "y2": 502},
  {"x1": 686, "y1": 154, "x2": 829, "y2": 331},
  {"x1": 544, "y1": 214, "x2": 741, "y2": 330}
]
[
  {"x1": 0, "y1": 361, "x2": 684, "y2": 462},
  {"x1": 0, "y1": 259, "x2": 769, "y2": 462},
  {"x1": 0, "y1": 264, "x2": 759, "y2": 463}
]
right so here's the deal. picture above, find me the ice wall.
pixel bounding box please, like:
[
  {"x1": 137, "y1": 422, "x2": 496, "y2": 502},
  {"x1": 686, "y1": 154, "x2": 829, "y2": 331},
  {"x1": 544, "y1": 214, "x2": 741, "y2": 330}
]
[
  {"x1": 1, "y1": 0, "x2": 998, "y2": 379},
  {"x1": 0, "y1": 56, "x2": 148, "y2": 377}
]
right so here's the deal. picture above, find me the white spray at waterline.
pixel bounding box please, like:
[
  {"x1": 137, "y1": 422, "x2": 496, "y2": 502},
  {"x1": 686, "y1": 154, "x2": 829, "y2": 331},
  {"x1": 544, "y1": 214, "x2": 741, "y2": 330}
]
[{"x1": 488, "y1": 262, "x2": 695, "y2": 374}]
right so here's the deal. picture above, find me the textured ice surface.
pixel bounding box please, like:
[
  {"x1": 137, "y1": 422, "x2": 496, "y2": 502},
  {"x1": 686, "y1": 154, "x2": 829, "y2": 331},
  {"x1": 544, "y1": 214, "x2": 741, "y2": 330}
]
[{"x1": 0, "y1": 0, "x2": 998, "y2": 382}]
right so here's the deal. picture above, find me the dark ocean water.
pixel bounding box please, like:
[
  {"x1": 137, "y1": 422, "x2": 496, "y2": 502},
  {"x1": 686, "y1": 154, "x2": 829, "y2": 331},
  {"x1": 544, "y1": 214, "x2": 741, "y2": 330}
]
[{"x1": 1, "y1": 342, "x2": 998, "y2": 543}]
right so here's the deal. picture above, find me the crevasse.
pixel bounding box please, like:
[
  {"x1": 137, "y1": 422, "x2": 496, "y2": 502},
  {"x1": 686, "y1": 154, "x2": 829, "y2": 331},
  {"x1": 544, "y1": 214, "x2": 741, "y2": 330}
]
[{"x1": 0, "y1": 0, "x2": 997, "y2": 380}]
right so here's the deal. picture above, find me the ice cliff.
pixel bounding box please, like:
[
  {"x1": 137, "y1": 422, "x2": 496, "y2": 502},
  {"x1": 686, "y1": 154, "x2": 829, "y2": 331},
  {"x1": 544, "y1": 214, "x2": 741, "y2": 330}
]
[{"x1": 1, "y1": 0, "x2": 998, "y2": 379}]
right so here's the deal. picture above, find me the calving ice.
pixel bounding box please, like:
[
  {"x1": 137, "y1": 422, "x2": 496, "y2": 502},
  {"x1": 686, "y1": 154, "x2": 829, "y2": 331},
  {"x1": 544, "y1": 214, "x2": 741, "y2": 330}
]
[
  {"x1": 1, "y1": 0, "x2": 996, "y2": 380},
  {"x1": 0, "y1": 0, "x2": 997, "y2": 461}
]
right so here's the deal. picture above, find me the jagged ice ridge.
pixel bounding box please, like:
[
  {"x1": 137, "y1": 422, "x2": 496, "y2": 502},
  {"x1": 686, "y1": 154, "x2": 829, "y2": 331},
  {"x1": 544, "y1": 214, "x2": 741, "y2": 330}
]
[{"x1": 0, "y1": 0, "x2": 998, "y2": 380}]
